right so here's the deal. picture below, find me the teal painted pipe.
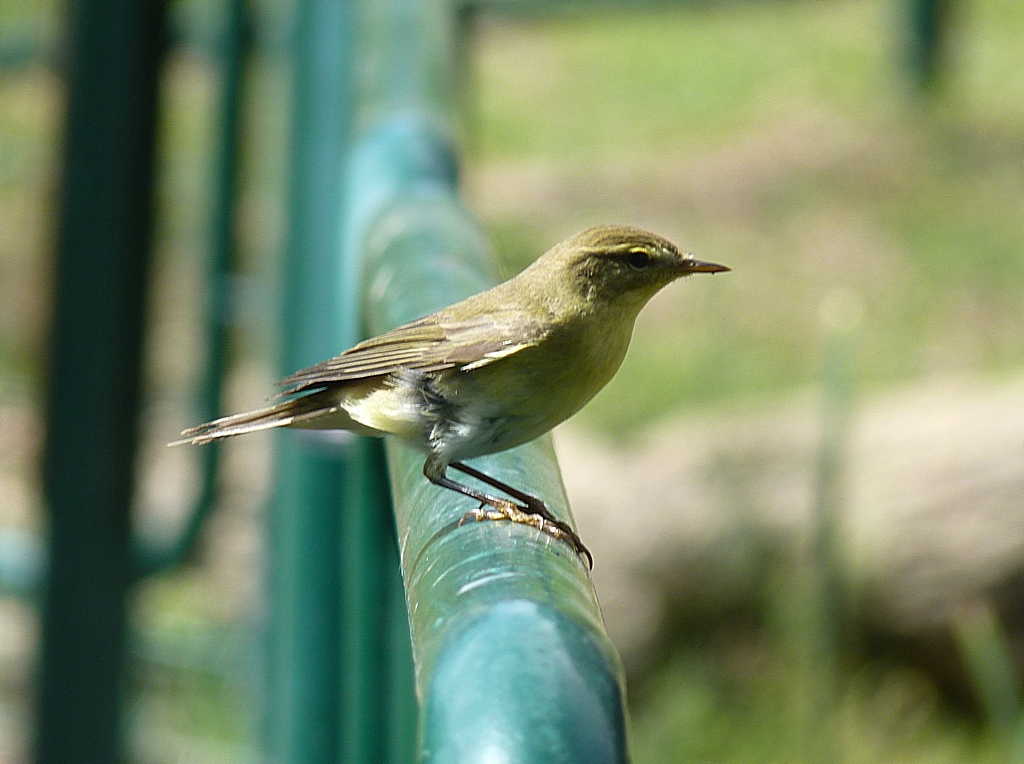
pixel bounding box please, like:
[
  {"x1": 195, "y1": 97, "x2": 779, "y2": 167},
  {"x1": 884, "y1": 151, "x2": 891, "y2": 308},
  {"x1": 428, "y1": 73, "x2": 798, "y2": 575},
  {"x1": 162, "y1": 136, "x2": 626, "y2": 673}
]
[
  {"x1": 134, "y1": 0, "x2": 247, "y2": 580},
  {"x1": 270, "y1": 0, "x2": 352, "y2": 761},
  {"x1": 34, "y1": 0, "x2": 166, "y2": 762},
  {"x1": 347, "y1": 113, "x2": 628, "y2": 761},
  {"x1": 285, "y1": 0, "x2": 628, "y2": 757},
  {"x1": 274, "y1": 0, "x2": 417, "y2": 762},
  {"x1": 906, "y1": 0, "x2": 951, "y2": 89},
  {"x1": 340, "y1": 436, "x2": 418, "y2": 764},
  {"x1": 0, "y1": 0, "x2": 245, "y2": 595},
  {"x1": 343, "y1": 1, "x2": 628, "y2": 758}
]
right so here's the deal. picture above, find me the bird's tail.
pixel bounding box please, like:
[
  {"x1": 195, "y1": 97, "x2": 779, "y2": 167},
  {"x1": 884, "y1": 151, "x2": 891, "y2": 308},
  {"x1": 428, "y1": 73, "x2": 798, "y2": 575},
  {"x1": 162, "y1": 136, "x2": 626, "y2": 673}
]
[{"x1": 169, "y1": 390, "x2": 339, "y2": 446}]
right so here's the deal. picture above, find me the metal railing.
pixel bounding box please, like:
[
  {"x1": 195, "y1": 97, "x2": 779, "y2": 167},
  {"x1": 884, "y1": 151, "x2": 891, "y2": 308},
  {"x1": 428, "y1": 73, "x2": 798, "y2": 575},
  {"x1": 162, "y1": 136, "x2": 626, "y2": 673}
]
[
  {"x1": 275, "y1": 0, "x2": 627, "y2": 758},
  {"x1": 17, "y1": 0, "x2": 959, "y2": 762}
]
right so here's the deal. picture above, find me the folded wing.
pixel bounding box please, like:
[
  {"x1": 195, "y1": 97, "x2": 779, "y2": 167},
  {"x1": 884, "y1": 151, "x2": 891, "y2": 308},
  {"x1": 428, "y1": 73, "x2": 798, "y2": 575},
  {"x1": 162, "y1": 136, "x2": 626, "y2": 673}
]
[{"x1": 278, "y1": 310, "x2": 548, "y2": 396}]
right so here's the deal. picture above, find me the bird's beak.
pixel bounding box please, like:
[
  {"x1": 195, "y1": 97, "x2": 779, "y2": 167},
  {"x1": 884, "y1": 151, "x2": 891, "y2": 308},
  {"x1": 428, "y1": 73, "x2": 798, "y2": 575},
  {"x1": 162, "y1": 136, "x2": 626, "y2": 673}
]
[{"x1": 681, "y1": 257, "x2": 730, "y2": 274}]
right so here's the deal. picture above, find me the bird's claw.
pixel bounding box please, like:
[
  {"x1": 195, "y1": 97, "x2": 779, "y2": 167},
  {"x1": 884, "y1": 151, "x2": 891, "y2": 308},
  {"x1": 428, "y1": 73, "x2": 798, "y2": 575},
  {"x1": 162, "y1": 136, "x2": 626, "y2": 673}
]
[
  {"x1": 458, "y1": 505, "x2": 508, "y2": 526},
  {"x1": 458, "y1": 499, "x2": 594, "y2": 568}
]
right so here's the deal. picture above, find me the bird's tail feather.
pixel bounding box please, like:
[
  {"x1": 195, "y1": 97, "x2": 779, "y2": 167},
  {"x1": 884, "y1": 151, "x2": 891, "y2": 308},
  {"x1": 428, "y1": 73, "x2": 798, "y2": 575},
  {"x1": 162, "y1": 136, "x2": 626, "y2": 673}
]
[{"x1": 169, "y1": 391, "x2": 339, "y2": 446}]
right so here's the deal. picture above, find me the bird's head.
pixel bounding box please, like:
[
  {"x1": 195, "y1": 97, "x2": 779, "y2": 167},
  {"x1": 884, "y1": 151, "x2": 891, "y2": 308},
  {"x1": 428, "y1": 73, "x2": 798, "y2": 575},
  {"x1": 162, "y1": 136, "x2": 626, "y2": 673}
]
[{"x1": 532, "y1": 225, "x2": 729, "y2": 311}]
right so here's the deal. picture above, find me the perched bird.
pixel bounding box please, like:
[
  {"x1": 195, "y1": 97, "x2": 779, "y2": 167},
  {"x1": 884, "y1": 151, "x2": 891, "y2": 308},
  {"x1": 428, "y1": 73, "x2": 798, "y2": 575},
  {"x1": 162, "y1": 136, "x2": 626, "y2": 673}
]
[{"x1": 173, "y1": 225, "x2": 728, "y2": 565}]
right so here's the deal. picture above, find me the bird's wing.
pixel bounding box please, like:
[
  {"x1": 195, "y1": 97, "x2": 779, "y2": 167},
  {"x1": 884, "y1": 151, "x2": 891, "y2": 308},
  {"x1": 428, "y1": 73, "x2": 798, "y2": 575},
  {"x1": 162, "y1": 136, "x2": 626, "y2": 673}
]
[{"x1": 277, "y1": 310, "x2": 547, "y2": 395}]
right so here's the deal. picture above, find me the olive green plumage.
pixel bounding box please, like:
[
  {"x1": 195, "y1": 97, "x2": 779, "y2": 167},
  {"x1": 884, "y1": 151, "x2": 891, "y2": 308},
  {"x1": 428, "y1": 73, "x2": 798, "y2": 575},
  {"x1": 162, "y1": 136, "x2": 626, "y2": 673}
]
[{"x1": 173, "y1": 225, "x2": 729, "y2": 563}]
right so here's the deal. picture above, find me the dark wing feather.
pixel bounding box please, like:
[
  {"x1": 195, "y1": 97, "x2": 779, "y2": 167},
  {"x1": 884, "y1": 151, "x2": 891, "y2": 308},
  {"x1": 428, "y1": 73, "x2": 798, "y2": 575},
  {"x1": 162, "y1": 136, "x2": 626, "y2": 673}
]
[{"x1": 278, "y1": 310, "x2": 547, "y2": 395}]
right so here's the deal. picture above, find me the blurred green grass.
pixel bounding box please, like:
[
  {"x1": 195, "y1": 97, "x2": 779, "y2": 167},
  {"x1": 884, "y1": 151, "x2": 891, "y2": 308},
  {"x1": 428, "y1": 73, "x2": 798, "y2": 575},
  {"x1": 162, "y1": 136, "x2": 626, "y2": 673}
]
[
  {"x1": 630, "y1": 647, "x2": 1010, "y2": 764},
  {"x1": 472, "y1": 1, "x2": 894, "y2": 156}
]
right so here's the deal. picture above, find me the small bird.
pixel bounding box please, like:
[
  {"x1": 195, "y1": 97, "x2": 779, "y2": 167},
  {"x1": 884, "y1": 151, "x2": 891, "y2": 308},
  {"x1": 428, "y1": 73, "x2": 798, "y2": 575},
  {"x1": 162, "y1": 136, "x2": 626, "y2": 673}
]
[{"x1": 173, "y1": 225, "x2": 728, "y2": 565}]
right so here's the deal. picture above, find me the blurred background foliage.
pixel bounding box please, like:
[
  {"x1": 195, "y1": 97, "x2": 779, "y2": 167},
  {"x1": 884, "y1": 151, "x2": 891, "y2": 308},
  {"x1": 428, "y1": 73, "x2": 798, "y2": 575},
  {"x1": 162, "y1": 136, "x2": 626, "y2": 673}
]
[{"x1": 1, "y1": 0, "x2": 1023, "y2": 761}]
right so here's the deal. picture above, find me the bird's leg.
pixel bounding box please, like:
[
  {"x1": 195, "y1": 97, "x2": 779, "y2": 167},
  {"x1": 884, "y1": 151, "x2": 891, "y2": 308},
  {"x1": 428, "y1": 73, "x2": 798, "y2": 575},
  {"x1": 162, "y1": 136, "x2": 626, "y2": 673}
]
[
  {"x1": 450, "y1": 461, "x2": 554, "y2": 521},
  {"x1": 422, "y1": 453, "x2": 519, "y2": 514},
  {"x1": 422, "y1": 456, "x2": 592, "y2": 567},
  {"x1": 452, "y1": 461, "x2": 594, "y2": 569},
  {"x1": 421, "y1": 454, "x2": 593, "y2": 561}
]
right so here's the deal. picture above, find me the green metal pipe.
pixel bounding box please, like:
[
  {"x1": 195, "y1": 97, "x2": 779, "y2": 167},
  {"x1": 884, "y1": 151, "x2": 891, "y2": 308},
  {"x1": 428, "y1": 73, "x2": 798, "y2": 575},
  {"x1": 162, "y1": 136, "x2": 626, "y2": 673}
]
[
  {"x1": 269, "y1": 0, "x2": 353, "y2": 761},
  {"x1": 374, "y1": 119, "x2": 625, "y2": 763},
  {"x1": 346, "y1": 113, "x2": 628, "y2": 762},
  {"x1": 278, "y1": 0, "x2": 630, "y2": 757},
  {"x1": 340, "y1": 436, "x2": 417, "y2": 764},
  {"x1": 34, "y1": 0, "x2": 167, "y2": 762},
  {"x1": 0, "y1": 0, "x2": 246, "y2": 596},
  {"x1": 133, "y1": 0, "x2": 248, "y2": 580},
  {"x1": 457, "y1": 0, "x2": 713, "y2": 17},
  {"x1": 906, "y1": 0, "x2": 951, "y2": 90},
  {"x1": 343, "y1": 2, "x2": 628, "y2": 757},
  {"x1": 273, "y1": 0, "x2": 423, "y2": 760}
]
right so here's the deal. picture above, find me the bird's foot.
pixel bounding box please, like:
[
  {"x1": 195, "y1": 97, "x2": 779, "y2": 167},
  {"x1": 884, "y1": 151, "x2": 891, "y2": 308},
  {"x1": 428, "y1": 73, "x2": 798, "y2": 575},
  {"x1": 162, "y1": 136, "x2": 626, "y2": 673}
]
[{"x1": 458, "y1": 499, "x2": 593, "y2": 568}]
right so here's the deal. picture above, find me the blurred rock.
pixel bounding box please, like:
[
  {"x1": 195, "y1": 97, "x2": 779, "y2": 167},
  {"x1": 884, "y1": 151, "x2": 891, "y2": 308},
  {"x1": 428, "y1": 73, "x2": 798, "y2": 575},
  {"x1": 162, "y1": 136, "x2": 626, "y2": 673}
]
[{"x1": 557, "y1": 374, "x2": 1024, "y2": 675}]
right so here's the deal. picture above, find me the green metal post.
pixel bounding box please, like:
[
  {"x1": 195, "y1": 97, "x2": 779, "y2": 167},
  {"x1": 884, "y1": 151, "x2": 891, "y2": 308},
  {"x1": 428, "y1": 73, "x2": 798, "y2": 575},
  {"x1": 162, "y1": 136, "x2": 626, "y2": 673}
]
[
  {"x1": 801, "y1": 326, "x2": 854, "y2": 764},
  {"x1": 340, "y1": 437, "x2": 417, "y2": 764},
  {"x1": 34, "y1": 0, "x2": 166, "y2": 762},
  {"x1": 907, "y1": 0, "x2": 951, "y2": 89},
  {"x1": 275, "y1": 0, "x2": 420, "y2": 760},
  {"x1": 269, "y1": 0, "x2": 351, "y2": 762},
  {"x1": 134, "y1": 0, "x2": 247, "y2": 578},
  {"x1": 343, "y1": 0, "x2": 630, "y2": 758}
]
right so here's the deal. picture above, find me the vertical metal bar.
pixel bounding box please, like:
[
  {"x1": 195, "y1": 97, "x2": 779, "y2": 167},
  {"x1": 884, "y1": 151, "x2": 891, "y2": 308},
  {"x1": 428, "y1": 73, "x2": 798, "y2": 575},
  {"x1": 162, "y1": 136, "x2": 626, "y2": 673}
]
[
  {"x1": 907, "y1": 0, "x2": 951, "y2": 89},
  {"x1": 134, "y1": 0, "x2": 247, "y2": 578},
  {"x1": 383, "y1": 522, "x2": 418, "y2": 764},
  {"x1": 271, "y1": 0, "x2": 352, "y2": 761},
  {"x1": 339, "y1": 438, "x2": 388, "y2": 764},
  {"x1": 801, "y1": 317, "x2": 855, "y2": 764},
  {"x1": 268, "y1": 441, "x2": 346, "y2": 764},
  {"x1": 34, "y1": 0, "x2": 166, "y2": 762},
  {"x1": 340, "y1": 437, "x2": 416, "y2": 763},
  {"x1": 277, "y1": 0, "x2": 420, "y2": 759}
]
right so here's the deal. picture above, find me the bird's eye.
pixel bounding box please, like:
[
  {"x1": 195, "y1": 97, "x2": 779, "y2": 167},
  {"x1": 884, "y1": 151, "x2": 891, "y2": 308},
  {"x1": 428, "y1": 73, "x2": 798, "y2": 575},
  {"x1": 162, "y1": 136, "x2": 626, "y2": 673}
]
[{"x1": 625, "y1": 250, "x2": 652, "y2": 269}]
